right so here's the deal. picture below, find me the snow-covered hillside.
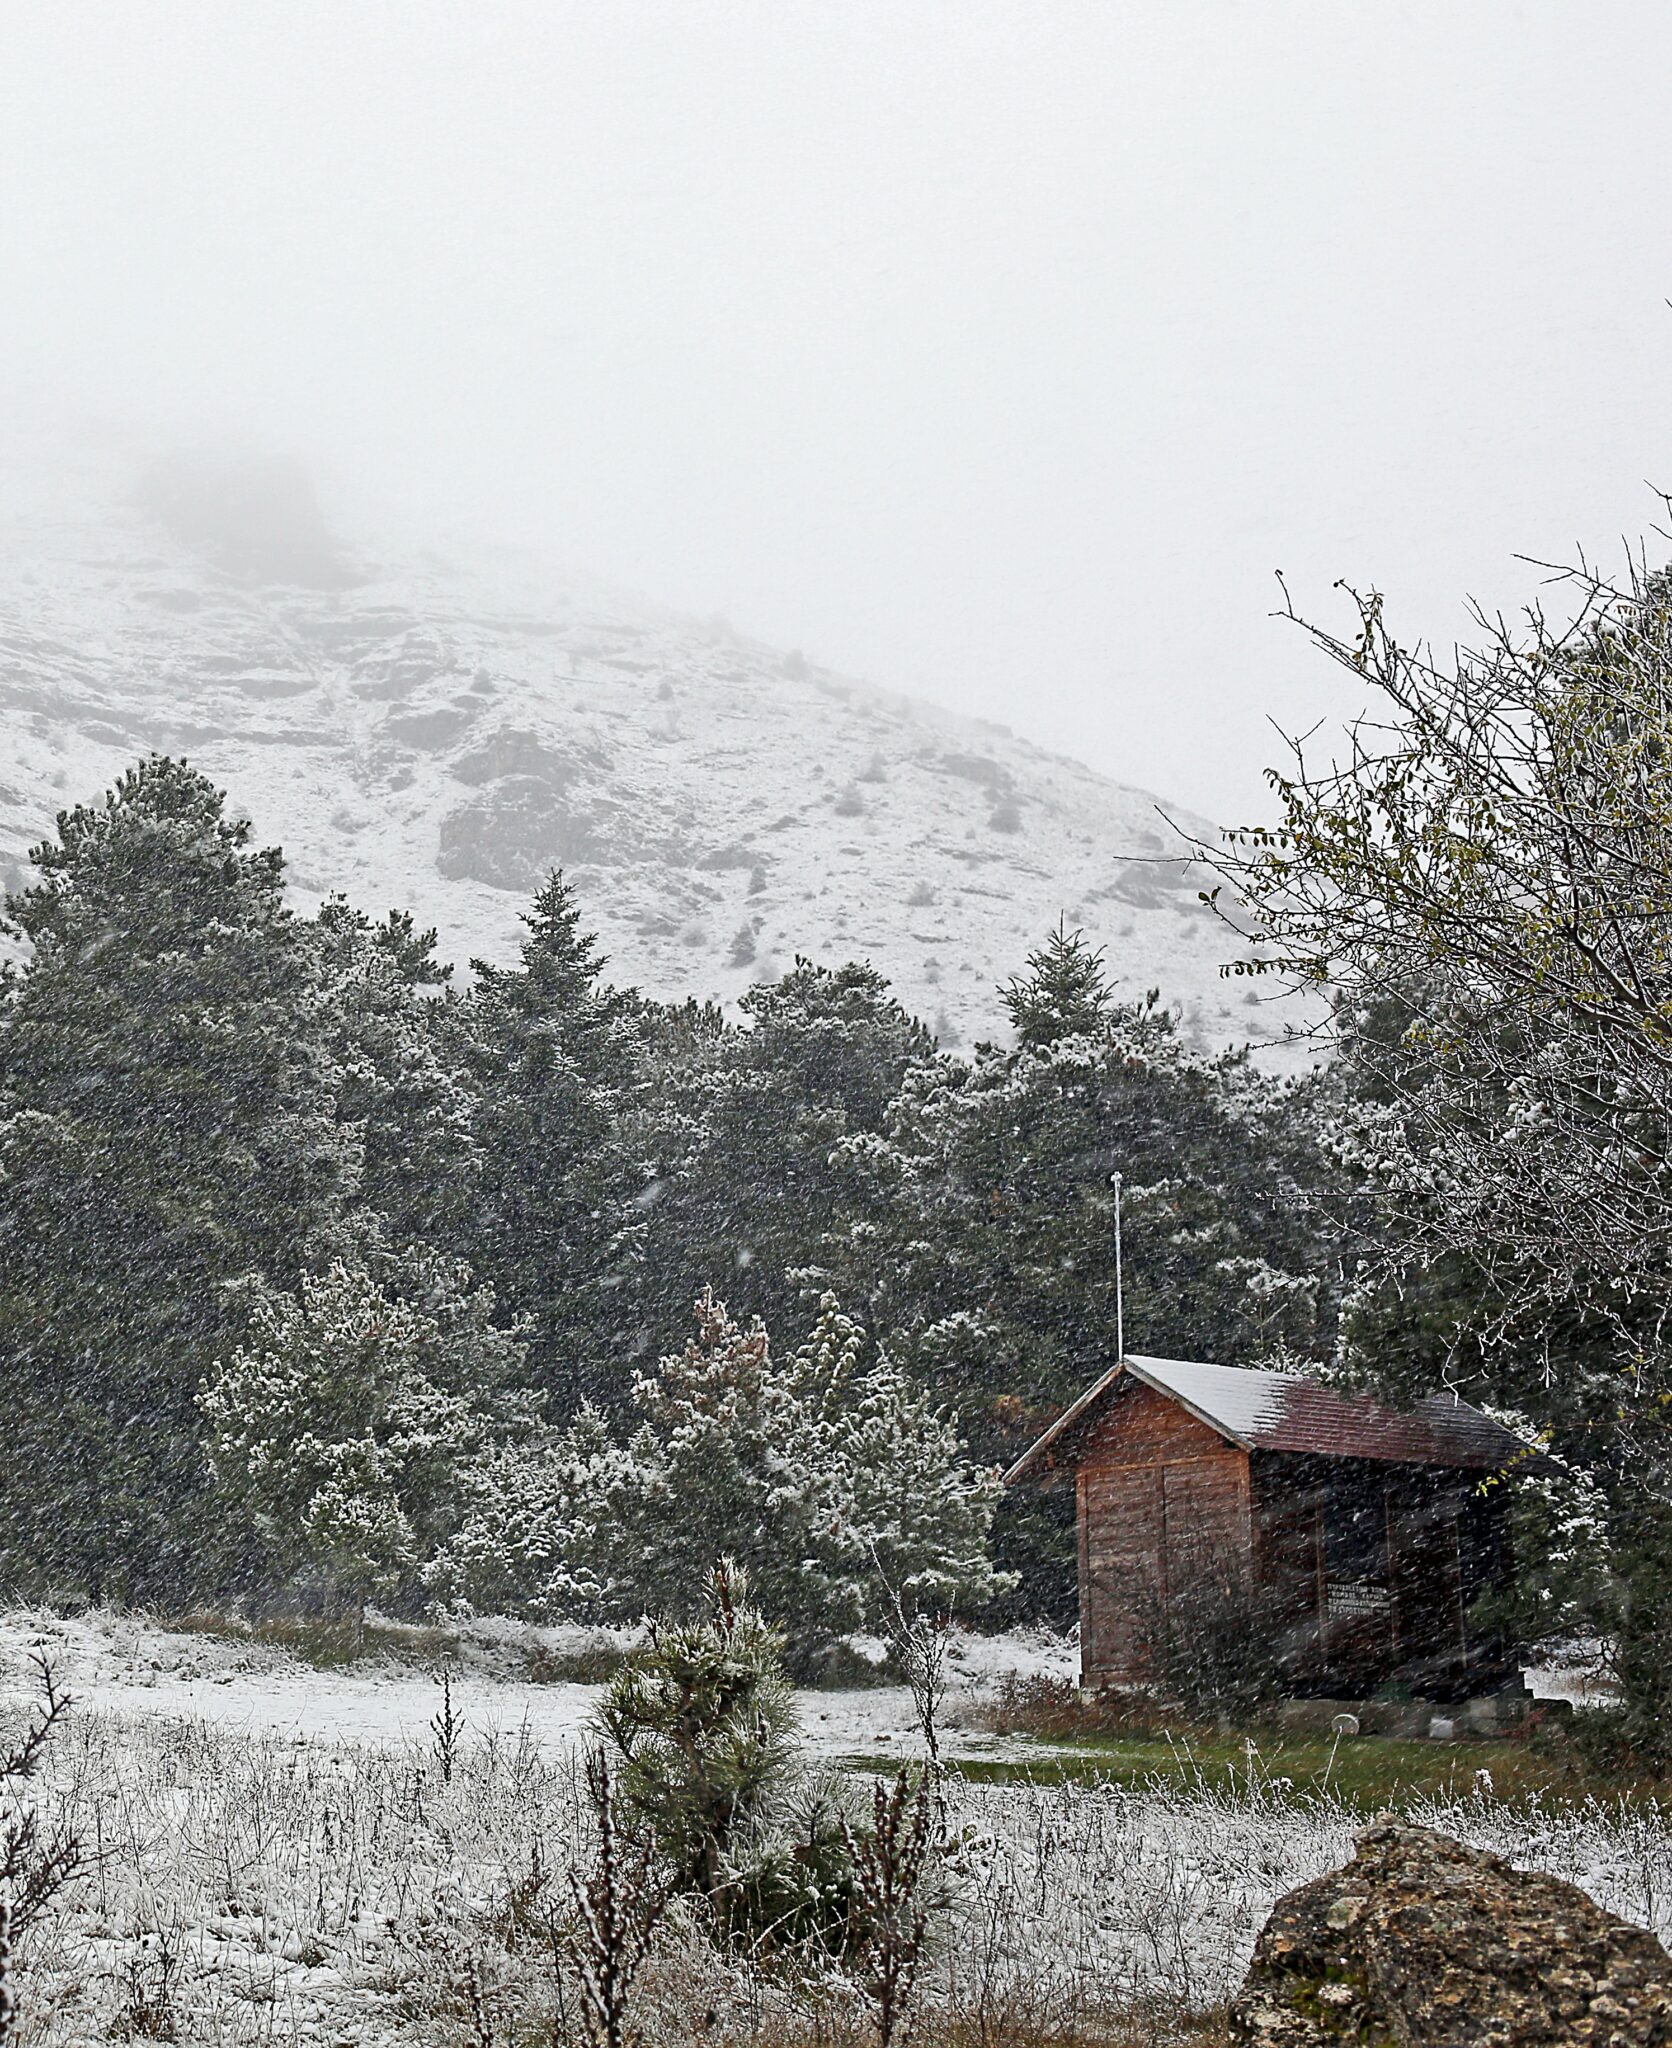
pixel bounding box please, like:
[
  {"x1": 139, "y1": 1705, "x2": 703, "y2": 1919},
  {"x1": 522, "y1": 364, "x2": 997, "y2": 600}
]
[{"x1": 0, "y1": 444, "x2": 1307, "y2": 1055}]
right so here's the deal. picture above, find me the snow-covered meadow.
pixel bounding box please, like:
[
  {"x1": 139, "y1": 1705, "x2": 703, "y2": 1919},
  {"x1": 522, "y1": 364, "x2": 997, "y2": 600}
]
[
  {"x1": 0, "y1": 1607, "x2": 1079, "y2": 1768},
  {"x1": 0, "y1": 1609, "x2": 1666, "y2": 2045}
]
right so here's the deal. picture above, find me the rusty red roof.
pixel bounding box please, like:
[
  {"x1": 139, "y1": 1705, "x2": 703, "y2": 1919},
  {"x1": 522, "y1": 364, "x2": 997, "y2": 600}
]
[{"x1": 1004, "y1": 1354, "x2": 1529, "y2": 1484}]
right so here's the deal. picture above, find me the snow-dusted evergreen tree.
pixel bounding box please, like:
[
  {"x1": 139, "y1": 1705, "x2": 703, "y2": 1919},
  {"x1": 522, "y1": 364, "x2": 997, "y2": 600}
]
[
  {"x1": 0, "y1": 757, "x2": 354, "y2": 1601},
  {"x1": 462, "y1": 872, "x2": 647, "y2": 1412},
  {"x1": 631, "y1": 959, "x2": 936, "y2": 1348},
  {"x1": 311, "y1": 895, "x2": 478, "y2": 1252},
  {"x1": 424, "y1": 1403, "x2": 645, "y2": 1620},
  {"x1": 597, "y1": 1560, "x2": 865, "y2": 1955},
  {"x1": 616, "y1": 1289, "x2": 1004, "y2": 1659},
  {"x1": 1000, "y1": 917, "x2": 1115, "y2": 1046},
  {"x1": 200, "y1": 1247, "x2": 530, "y2": 1621}
]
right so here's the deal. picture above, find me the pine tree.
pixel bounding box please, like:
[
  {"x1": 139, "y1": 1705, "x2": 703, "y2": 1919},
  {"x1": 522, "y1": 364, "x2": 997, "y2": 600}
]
[
  {"x1": 0, "y1": 757, "x2": 354, "y2": 1600},
  {"x1": 613, "y1": 1290, "x2": 1004, "y2": 1661},
  {"x1": 424, "y1": 1402, "x2": 646, "y2": 1621},
  {"x1": 596, "y1": 1562, "x2": 863, "y2": 1956},
  {"x1": 1000, "y1": 918, "x2": 1115, "y2": 1046},
  {"x1": 462, "y1": 873, "x2": 646, "y2": 1411},
  {"x1": 632, "y1": 959, "x2": 936, "y2": 1349},
  {"x1": 598, "y1": 1562, "x2": 800, "y2": 1906},
  {"x1": 312, "y1": 895, "x2": 477, "y2": 1251}
]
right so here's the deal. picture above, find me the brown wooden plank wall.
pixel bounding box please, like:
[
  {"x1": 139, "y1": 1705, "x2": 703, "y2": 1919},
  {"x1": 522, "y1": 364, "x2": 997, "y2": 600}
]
[{"x1": 1078, "y1": 1383, "x2": 1253, "y2": 1686}]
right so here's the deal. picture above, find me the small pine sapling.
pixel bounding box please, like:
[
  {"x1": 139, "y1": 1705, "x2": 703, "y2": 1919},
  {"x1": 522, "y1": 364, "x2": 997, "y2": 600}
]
[
  {"x1": 595, "y1": 1562, "x2": 861, "y2": 1959},
  {"x1": 596, "y1": 1560, "x2": 798, "y2": 1914}
]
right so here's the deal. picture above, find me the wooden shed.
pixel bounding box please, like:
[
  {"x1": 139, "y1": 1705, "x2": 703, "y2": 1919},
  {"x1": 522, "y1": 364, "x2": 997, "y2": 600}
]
[{"x1": 1006, "y1": 1355, "x2": 1528, "y2": 1699}]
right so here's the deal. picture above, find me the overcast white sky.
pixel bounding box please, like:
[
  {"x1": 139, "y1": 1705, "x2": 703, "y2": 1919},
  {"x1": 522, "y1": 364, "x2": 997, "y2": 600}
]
[{"x1": 4, "y1": 2, "x2": 1672, "y2": 820}]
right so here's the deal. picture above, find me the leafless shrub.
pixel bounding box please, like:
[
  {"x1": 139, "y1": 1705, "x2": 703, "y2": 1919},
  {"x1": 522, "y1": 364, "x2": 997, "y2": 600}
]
[
  {"x1": 0, "y1": 1656, "x2": 82, "y2": 1942},
  {"x1": 1128, "y1": 1545, "x2": 1288, "y2": 1723},
  {"x1": 0, "y1": 1652, "x2": 85, "y2": 2047},
  {"x1": 893, "y1": 1615, "x2": 951, "y2": 1772}
]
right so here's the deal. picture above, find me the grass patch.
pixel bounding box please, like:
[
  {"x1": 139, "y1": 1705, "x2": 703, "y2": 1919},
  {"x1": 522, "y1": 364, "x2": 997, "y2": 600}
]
[
  {"x1": 173, "y1": 1607, "x2": 463, "y2": 1669},
  {"x1": 172, "y1": 1605, "x2": 639, "y2": 1684},
  {"x1": 948, "y1": 1670, "x2": 1653, "y2": 1806},
  {"x1": 890, "y1": 1719, "x2": 1667, "y2": 1806},
  {"x1": 903, "y1": 1729, "x2": 1570, "y2": 1804},
  {"x1": 517, "y1": 1634, "x2": 630, "y2": 1685}
]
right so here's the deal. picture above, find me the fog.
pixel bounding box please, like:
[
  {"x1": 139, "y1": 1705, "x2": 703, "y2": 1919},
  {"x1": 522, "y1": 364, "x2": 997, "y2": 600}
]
[{"x1": 5, "y1": 1, "x2": 1672, "y2": 820}]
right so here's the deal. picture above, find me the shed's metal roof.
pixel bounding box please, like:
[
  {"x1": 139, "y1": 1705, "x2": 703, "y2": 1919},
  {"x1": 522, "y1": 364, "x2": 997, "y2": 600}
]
[{"x1": 1003, "y1": 1354, "x2": 1528, "y2": 1484}]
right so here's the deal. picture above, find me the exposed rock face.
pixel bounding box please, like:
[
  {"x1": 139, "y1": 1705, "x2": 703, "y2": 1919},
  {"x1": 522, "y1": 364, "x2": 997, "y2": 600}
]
[
  {"x1": 0, "y1": 441, "x2": 1323, "y2": 1055},
  {"x1": 1232, "y1": 1821, "x2": 1672, "y2": 2045}
]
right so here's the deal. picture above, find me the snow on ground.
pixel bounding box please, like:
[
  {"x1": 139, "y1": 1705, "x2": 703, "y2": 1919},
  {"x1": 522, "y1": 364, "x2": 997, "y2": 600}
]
[
  {"x1": 1525, "y1": 1640, "x2": 1623, "y2": 1708},
  {"x1": 0, "y1": 1607, "x2": 1074, "y2": 1765},
  {"x1": 0, "y1": 1608, "x2": 1655, "y2": 2044},
  {"x1": 0, "y1": 1607, "x2": 1604, "y2": 1770}
]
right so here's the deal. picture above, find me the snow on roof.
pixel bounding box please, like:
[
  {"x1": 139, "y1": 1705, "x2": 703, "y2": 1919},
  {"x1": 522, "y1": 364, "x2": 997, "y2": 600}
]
[{"x1": 1004, "y1": 1354, "x2": 1528, "y2": 1483}]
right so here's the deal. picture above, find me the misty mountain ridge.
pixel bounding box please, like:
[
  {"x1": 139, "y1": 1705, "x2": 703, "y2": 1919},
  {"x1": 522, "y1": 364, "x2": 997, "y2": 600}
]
[{"x1": 0, "y1": 446, "x2": 1305, "y2": 1056}]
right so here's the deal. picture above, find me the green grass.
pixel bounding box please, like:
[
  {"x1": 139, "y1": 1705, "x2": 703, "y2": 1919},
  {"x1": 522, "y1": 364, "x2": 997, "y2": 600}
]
[{"x1": 847, "y1": 1728, "x2": 1611, "y2": 1806}]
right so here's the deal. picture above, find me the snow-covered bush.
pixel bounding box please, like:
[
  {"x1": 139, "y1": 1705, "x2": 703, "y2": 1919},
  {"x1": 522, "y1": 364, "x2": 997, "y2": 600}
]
[
  {"x1": 433, "y1": 1289, "x2": 1007, "y2": 1657},
  {"x1": 616, "y1": 1289, "x2": 1007, "y2": 1656},
  {"x1": 199, "y1": 1248, "x2": 530, "y2": 1620},
  {"x1": 424, "y1": 1403, "x2": 646, "y2": 1620}
]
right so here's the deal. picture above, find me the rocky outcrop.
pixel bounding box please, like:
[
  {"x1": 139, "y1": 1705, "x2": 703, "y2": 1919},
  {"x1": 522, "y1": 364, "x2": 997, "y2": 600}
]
[
  {"x1": 1231, "y1": 1820, "x2": 1672, "y2": 2044},
  {"x1": 0, "y1": 442, "x2": 1326, "y2": 1054}
]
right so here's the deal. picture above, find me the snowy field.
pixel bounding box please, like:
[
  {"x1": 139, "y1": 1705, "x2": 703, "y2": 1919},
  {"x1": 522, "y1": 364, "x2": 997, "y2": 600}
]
[
  {"x1": 0, "y1": 1608, "x2": 1664, "y2": 2045},
  {"x1": 0, "y1": 1606, "x2": 1079, "y2": 1767}
]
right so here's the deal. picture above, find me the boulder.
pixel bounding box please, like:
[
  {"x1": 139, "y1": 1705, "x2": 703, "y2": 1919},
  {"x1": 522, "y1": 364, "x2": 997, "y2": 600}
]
[{"x1": 1231, "y1": 1820, "x2": 1672, "y2": 2045}]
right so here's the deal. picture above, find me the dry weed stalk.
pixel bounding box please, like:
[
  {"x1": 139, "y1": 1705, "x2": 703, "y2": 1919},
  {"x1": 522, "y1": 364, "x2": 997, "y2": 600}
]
[
  {"x1": 566, "y1": 1746, "x2": 672, "y2": 2048},
  {"x1": 430, "y1": 1662, "x2": 465, "y2": 1786},
  {"x1": 0, "y1": 1896, "x2": 13, "y2": 2046},
  {"x1": 842, "y1": 1769, "x2": 938, "y2": 2047}
]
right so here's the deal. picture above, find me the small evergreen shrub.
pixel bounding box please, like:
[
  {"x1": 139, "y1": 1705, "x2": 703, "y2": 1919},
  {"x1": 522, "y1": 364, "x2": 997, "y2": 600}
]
[{"x1": 596, "y1": 1563, "x2": 865, "y2": 1959}]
